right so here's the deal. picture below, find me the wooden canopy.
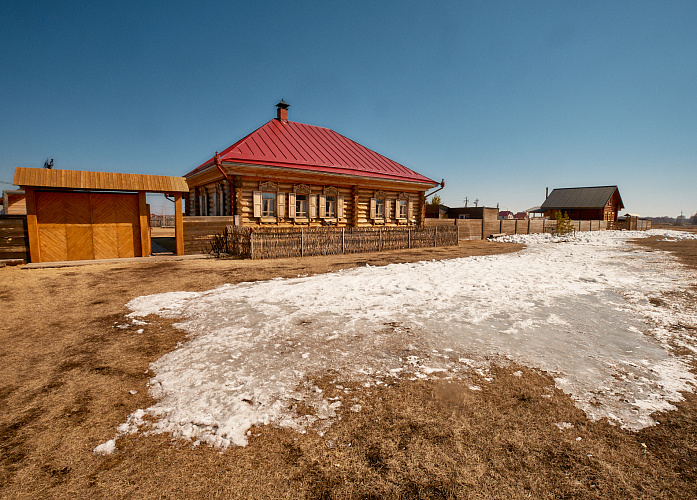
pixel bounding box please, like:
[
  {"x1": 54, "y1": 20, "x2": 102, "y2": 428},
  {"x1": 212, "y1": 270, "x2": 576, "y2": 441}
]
[
  {"x1": 13, "y1": 168, "x2": 188, "y2": 263},
  {"x1": 13, "y1": 167, "x2": 189, "y2": 194}
]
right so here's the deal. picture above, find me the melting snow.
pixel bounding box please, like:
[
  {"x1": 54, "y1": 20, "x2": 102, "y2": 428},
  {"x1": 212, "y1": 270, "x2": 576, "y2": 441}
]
[{"x1": 97, "y1": 229, "x2": 697, "y2": 452}]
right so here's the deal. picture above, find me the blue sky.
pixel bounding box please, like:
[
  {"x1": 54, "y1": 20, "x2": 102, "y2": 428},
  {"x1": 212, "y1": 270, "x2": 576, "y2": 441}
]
[{"x1": 1, "y1": 1, "x2": 695, "y2": 217}]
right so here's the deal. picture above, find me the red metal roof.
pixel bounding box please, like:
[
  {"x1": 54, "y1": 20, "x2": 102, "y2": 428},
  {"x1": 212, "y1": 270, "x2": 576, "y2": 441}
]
[{"x1": 186, "y1": 119, "x2": 437, "y2": 185}]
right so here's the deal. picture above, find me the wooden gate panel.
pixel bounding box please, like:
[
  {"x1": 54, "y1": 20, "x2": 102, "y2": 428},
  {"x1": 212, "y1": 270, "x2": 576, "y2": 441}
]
[
  {"x1": 33, "y1": 191, "x2": 142, "y2": 262},
  {"x1": 114, "y1": 195, "x2": 141, "y2": 258},
  {"x1": 90, "y1": 193, "x2": 120, "y2": 260},
  {"x1": 65, "y1": 193, "x2": 94, "y2": 261},
  {"x1": 36, "y1": 191, "x2": 68, "y2": 262}
]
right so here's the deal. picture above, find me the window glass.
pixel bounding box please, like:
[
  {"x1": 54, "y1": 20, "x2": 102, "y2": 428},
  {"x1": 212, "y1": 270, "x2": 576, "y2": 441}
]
[
  {"x1": 375, "y1": 198, "x2": 384, "y2": 218},
  {"x1": 296, "y1": 194, "x2": 307, "y2": 217},
  {"x1": 399, "y1": 200, "x2": 407, "y2": 218},
  {"x1": 262, "y1": 192, "x2": 276, "y2": 217},
  {"x1": 326, "y1": 195, "x2": 336, "y2": 218}
]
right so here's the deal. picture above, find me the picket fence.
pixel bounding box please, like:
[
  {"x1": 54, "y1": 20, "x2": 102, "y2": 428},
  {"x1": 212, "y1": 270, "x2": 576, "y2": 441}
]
[{"x1": 212, "y1": 225, "x2": 459, "y2": 259}]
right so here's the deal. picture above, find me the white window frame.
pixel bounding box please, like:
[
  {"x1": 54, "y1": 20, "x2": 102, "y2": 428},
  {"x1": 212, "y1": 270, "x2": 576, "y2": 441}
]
[
  {"x1": 398, "y1": 199, "x2": 408, "y2": 220},
  {"x1": 325, "y1": 195, "x2": 337, "y2": 218},
  {"x1": 198, "y1": 189, "x2": 209, "y2": 216},
  {"x1": 262, "y1": 192, "x2": 276, "y2": 217},
  {"x1": 295, "y1": 193, "x2": 308, "y2": 218}
]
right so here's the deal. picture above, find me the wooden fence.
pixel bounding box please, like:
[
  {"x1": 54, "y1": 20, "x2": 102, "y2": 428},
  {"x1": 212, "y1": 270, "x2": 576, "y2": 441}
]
[
  {"x1": 0, "y1": 215, "x2": 30, "y2": 262},
  {"x1": 425, "y1": 218, "x2": 613, "y2": 239},
  {"x1": 183, "y1": 216, "x2": 237, "y2": 255},
  {"x1": 216, "y1": 225, "x2": 459, "y2": 259}
]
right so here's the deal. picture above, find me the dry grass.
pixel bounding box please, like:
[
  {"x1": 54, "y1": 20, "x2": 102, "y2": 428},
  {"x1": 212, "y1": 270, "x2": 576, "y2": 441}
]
[{"x1": 1, "y1": 238, "x2": 696, "y2": 499}]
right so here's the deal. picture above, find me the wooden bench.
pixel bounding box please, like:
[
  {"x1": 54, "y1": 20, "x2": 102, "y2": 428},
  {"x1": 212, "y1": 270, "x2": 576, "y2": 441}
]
[{"x1": 487, "y1": 233, "x2": 506, "y2": 240}]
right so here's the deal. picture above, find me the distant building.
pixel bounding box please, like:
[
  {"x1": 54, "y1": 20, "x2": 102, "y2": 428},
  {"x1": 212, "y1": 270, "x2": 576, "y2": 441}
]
[
  {"x1": 425, "y1": 204, "x2": 449, "y2": 219},
  {"x1": 498, "y1": 210, "x2": 514, "y2": 220},
  {"x1": 1, "y1": 190, "x2": 26, "y2": 215},
  {"x1": 541, "y1": 186, "x2": 624, "y2": 225}
]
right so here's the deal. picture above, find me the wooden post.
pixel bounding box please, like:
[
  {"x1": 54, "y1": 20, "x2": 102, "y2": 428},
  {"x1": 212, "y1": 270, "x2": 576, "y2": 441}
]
[
  {"x1": 174, "y1": 193, "x2": 184, "y2": 256},
  {"x1": 138, "y1": 191, "x2": 151, "y2": 257},
  {"x1": 434, "y1": 225, "x2": 437, "y2": 247},
  {"x1": 24, "y1": 186, "x2": 41, "y2": 263},
  {"x1": 528, "y1": 218, "x2": 531, "y2": 234},
  {"x1": 379, "y1": 228, "x2": 383, "y2": 251},
  {"x1": 481, "y1": 217, "x2": 485, "y2": 241},
  {"x1": 250, "y1": 231, "x2": 254, "y2": 259},
  {"x1": 408, "y1": 227, "x2": 411, "y2": 249},
  {"x1": 342, "y1": 228, "x2": 345, "y2": 254},
  {"x1": 301, "y1": 227, "x2": 304, "y2": 257}
]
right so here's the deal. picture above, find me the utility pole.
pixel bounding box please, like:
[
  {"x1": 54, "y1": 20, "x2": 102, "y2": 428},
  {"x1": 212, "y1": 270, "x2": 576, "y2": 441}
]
[{"x1": 464, "y1": 197, "x2": 468, "y2": 208}]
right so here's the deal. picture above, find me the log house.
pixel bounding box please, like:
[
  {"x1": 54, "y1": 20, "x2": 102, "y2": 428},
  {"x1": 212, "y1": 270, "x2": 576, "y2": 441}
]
[{"x1": 184, "y1": 101, "x2": 439, "y2": 227}]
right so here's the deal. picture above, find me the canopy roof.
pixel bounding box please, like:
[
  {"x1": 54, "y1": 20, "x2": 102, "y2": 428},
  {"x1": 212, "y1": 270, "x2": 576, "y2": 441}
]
[
  {"x1": 14, "y1": 167, "x2": 189, "y2": 193},
  {"x1": 541, "y1": 186, "x2": 624, "y2": 210},
  {"x1": 187, "y1": 118, "x2": 437, "y2": 185}
]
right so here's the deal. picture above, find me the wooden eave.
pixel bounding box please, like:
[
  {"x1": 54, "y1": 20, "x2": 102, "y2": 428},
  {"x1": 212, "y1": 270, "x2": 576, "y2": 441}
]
[
  {"x1": 14, "y1": 167, "x2": 189, "y2": 194},
  {"x1": 186, "y1": 162, "x2": 437, "y2": 192}
]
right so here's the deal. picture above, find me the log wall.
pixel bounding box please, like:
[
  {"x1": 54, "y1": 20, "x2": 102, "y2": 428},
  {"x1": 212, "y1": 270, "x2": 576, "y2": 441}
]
[{"x1": 0, "y1": 215, "x2": 30, "y2": 262}]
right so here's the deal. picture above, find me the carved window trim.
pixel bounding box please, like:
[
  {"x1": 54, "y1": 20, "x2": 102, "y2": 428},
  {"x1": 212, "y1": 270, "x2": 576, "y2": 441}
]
[
  {"x1": 259, "y1": 181, "x2": 279, "y2": 192},
  {"x1": 373, "y1": 190, "x2": 386, "y2": 199},
  {"x1": 293, "y1": 183, "x2": 311, "y2": 194},
  {"x1": 323, "y1": 186, "x2": 339, "y2": 196},
  {"x1": 398, "y1": 192, "x2": 411, "y2": 201}
]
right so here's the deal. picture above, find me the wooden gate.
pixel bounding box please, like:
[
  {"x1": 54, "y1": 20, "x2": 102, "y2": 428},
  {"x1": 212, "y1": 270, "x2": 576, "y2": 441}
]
[{"x1": 35, "y1": 191, "x2": 142, "y2": 262}]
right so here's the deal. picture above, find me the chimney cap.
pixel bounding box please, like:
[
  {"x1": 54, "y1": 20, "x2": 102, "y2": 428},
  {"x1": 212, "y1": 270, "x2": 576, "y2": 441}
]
[{"x1": 276, "y1": 99, "x2": 290, "y2": 110}]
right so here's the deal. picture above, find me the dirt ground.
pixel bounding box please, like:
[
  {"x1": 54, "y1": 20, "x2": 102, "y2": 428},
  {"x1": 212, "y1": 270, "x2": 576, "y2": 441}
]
[{"x1": 1, "y1": 237, "x2": 696, "y2": 499}]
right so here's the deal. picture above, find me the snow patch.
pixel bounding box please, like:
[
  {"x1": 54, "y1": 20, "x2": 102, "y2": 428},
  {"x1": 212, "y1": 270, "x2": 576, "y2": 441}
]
[{"x1": 103, "y1": 229, "x2": 697, "y2": 449}]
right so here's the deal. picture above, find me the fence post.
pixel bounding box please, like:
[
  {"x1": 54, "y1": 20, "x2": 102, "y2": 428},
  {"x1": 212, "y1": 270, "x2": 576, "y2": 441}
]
[
  {"x1": 456, "y1": 224, "x2": 459, "y2": 242},
  {"x1": 379, "y1": 228, "x2": 383, "y2": 251},
  {"x1": 342, "y1": 228, "x2": 345, "y2": 254},
  {"x1": 434, "y1": 225, "x2": 437, "y2": 247},
  {"x1": 250, "y1": 230, "x2": 254, "y2": 259},
  {"x1": 301, "y1": 227, "x2": 304, "y2": 257},
  {"x1": 408, "y1": 227, "x2": 411, "y2": 249}
]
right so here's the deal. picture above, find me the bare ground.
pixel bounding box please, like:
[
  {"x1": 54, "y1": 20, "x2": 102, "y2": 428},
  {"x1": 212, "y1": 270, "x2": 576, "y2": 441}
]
[{"x1": 1, "y1": 238, "x2": 696, "y2": 499}]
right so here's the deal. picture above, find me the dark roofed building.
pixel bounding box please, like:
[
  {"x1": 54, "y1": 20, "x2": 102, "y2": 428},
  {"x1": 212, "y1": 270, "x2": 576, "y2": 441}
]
[{"x1": 541, "y1": 186, "x2": 624, "y2": 225}]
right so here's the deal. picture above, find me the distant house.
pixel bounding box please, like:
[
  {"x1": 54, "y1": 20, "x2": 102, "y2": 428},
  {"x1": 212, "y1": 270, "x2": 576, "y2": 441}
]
[
  {"x1": 184, "y1": 101, "x2": 439, "y2": 227},
  {"x1": 541, "y1": 186, "x2": 624, "y2": 225},
  {"x1": 514, "y1": 212, "x2": 528, "y2": 220},
  {"x1": 498, "y1": 210, "x2": 514, "y2": 220},
  {"x1": 1, "y1": 190, "x2": 26, "y2": 215}
]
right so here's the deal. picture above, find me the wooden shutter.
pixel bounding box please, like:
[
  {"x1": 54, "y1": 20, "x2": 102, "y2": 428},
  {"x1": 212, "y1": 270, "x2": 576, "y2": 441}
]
[
  {"x1": 385, "y1": 199, "x2": 391, "y2": 220},
  {"x1": 408, "y1": 200, "x2": 413, "y2": 220},
  {"x1": 337, "y1": 196, "x2": 344, "y2": 219},
  {"x1": 253, "y1": 191, "x2": 262, "y2": 218},
  {"x1": 277, "y1": 193, "x2": 285, "y2": 218},
  {"x1": 309, "y1": 194, "x2": 317, "y2": 218},
  {"x1": 288, "y1": 192, "x2": 296, "y2": 218},
  {"x1": 319, "y1": 194, "x2": 326, "y2": 218},
  {"x1": 370, "y1": 198, "x2": 376, "y2": 219}
]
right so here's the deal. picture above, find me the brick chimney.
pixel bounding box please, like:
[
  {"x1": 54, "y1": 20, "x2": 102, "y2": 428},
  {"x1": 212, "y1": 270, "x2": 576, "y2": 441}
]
[{"x1": 276, "y1": 99, "x2": 290, "y2": 122}]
